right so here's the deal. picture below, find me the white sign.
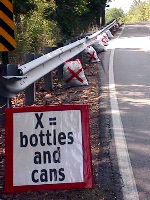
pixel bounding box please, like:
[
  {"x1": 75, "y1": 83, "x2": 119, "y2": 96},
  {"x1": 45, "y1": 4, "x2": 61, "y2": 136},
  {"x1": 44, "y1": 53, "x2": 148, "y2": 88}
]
[{"x1": 5, "y1": 105, "x2": 93, "y2": 193}]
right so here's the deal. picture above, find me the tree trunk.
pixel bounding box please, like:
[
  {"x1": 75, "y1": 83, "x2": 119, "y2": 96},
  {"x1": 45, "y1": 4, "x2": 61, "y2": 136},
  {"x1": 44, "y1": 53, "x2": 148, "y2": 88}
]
[
  {"x1": 15, "y1": 14, "x2": 22, "y2": 33},
  {"x1": 101, "y1": 8, "x2": 105, "y2": 26},
  {"x1": 96, "y1": 7, "x2": 101, "y2": 27}
]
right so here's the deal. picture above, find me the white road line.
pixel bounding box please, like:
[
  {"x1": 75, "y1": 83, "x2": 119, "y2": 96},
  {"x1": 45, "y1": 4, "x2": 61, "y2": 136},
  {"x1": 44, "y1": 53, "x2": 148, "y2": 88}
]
[{"x1": 109, "y1": 29, "x2": 139, "y2": 200}]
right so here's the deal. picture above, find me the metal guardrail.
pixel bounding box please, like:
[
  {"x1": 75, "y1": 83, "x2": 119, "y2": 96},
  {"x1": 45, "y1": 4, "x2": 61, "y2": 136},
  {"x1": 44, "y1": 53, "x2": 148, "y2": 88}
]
[{"x1": 1, "y1": 19, "x2": 117, "y2": 97}]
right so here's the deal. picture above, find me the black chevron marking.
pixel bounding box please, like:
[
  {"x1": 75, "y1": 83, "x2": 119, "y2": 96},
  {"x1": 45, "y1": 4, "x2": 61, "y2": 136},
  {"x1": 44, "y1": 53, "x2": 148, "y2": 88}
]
[
  {"x1": 0, "y1": 35, "x2": 15, "y2": 51},
  {"x1": 0, "y1": 19, "x2": 15, "y2": 38},
  {"x1": 0, "y1": 2, "x2": 13, "y2": 20}
]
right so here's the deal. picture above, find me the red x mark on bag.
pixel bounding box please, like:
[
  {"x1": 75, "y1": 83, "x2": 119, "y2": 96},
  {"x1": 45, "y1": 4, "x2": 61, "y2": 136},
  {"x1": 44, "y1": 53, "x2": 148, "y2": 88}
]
[
  {"x1": 66, "y1": 67, "x2": 83, "y2": 83},
  {"x1": 101, "y1": 35, "x2": 108, "y2": 43},
  {"x1": 87, "y1": 52, "x2": 97, "y2": 62}
]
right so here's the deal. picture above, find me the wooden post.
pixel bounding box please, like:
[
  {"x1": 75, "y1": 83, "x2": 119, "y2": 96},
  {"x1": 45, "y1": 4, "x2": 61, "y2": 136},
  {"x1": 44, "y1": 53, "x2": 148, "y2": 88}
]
[
  {"x1": 57, "y1": 43, "x2": 64, "y2": 81},
  {"x1": 43, "y1": 47, "x2": 56, "y2": 91},
  {"x1": 0, "y1": 63, "x2": 18, "y2": 126},
  {"x1": 24, "y1": 53, "x2": 35, "y2": 105}
]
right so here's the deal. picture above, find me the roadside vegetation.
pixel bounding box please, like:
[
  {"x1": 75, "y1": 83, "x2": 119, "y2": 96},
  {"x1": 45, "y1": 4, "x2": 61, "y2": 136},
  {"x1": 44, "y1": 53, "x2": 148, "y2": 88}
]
[
  {"x1": 8, "y1": 0, "x2": 150, "y2": 63},
  {"x1": 106, "y1": 8, "x2": 125, "y2": 24},
  {"x1": 10, "y1": 0, "x2": 61, "y2": 63},
  {"x1": 125, "y1": 0, "x2": 150, "y2": 22},
  {"x1": 106, "y1": 0, "x2": 150, "y2": 24},
  {"x1": 9, "y1": 0, "x2": 111, "y2": 63}
]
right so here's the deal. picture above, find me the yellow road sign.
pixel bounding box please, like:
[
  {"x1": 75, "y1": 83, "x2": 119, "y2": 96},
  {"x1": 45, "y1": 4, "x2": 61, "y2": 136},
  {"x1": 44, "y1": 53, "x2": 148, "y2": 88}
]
[{"x1": 0, "y1": 0, "x2": 16, "y2": 51}]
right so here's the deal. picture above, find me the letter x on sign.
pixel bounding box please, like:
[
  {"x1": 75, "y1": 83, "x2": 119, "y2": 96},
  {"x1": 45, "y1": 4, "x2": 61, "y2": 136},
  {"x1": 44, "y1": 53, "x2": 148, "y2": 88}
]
[
  {"x1": 66, "y1": 67, "x2": 83, "y2": 83},
  {"x1": 35, "y1": 113, "x2": 44, "y2": 129}
]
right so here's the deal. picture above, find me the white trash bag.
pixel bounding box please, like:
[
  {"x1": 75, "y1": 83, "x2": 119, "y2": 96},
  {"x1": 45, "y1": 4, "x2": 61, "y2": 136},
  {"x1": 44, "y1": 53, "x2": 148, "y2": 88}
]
[
  {"x1": 105, "y1": 30, "x2": 114, "y2": 39},
  {"x1": 83, "y1": 45, "x2": 100, "y2": 63},
  {"x1": 63, "y1": 59, "x2": 88, "y2": 87},
  {"x1": 99, "y1": 33, "x2": 109, "y2": 46},
  {"x1": 92, "y1": 36, "x2": 107, "y2": 53}
]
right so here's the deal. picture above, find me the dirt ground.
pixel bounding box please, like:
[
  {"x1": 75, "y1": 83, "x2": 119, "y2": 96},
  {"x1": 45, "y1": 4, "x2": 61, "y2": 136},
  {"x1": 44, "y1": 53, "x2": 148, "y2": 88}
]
[{"x1": 0, "y1": 51, "x2": 119, "y2": 199}]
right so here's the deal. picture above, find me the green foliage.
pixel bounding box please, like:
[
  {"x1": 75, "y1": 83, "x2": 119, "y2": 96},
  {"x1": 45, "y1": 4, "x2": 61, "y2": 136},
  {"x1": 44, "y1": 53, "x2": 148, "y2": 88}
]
[
  {"x1": 43, "y1": 0, "x2": 91, "y2": 38},
  {"x1": 43, "y1": 0, "x2": 110, "y2": 38},
  {"x1": 125, "y1": 0, "x2": 150, "y2": 22},
  {"x1": 106, "y1": 8, "x2": 125, "y2": 23},
  {"x1": 10, "y1": 0, "x2": 112, "y2": 63},
  {"x1": 13, "y1": 0, "x2": 37, "y2": 15},
  {"x1": 10, "y1": 0, "x2": 61, "y2": 63}
]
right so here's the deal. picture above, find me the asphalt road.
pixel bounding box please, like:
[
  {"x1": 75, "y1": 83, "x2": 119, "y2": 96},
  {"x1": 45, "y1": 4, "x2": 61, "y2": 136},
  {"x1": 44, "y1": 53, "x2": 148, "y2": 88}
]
[{"x1": 107, "y1": 22, "x2": 150, "y2": 200}]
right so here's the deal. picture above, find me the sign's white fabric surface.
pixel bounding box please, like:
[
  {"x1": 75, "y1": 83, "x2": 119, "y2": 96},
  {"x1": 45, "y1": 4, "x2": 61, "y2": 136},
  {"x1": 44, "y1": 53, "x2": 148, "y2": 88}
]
[{"x1": 13, "y1": 110, "x2": 83, "y2": 186}]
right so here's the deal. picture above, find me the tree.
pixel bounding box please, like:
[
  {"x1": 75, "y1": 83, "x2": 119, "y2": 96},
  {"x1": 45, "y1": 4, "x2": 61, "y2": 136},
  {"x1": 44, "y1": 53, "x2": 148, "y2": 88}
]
[
  {"x1": 10, "y1": 0, "x2": 60, "y2": 63},
  {"x1": 43, "y1": 0, "x2": 90, "y2": 38},
  {"x1": 43, "y1": 0, "x2": 110, "y2": 38},
  {"x1": 9, "y1": 0, "x2": 114, "y2": 63},
  {"x1": 126, "y1": 0, "x2": 150, "y2": 22},
  {"x1": 106, "y1": 8, "x2": 125, "y2": 23},
  {"x1": 12, "y1": 0, "x2": 37, "y2": 33},
  {"x1": 13, "y1": 0, "x2": 37, "y2": 15},
  {"x1": 133, "y1": 0, "x2": 142, "y2": 5}
]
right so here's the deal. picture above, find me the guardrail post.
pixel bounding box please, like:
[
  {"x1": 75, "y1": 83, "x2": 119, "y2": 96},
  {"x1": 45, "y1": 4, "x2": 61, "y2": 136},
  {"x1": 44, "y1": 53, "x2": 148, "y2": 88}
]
[
  {"x1": 77, "y1": 51, "x2": 83, "y2": 63},
  {"x1": 57, "y1": 43, "x2": 64, "y2": 81},
  {"x1": 0, "y1": 63, "x2": 19, "y2": 126},
  {"x1": 24, "y1": 53, "x2": 35, "y2": 105},
  {"x1": 43, "y1": 47, "x2": 56, "y2": 91}
]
